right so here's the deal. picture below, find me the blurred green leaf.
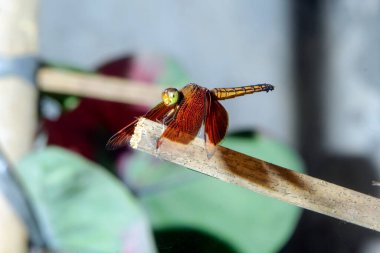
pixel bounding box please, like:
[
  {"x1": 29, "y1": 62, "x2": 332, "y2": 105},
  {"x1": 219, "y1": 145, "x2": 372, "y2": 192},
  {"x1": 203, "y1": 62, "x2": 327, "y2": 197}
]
[
  {"x1": 16, "y1": 147, "x2": 156, "y2": 253},
  {"x1": 124, "y1": 133, "x2": 304, "y2": 253}
]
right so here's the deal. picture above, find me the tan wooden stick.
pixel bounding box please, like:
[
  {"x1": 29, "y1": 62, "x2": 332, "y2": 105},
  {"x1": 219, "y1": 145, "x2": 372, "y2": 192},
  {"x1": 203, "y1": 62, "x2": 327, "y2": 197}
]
[
  {"x1": 130, "y1": 118, "x2": 380, "y2": 232},
  {"x1": 37, "y1": 67, "x2": 162, "y2": 106},
  {"x1": 0, "y1": 0, "x2": 38, "y2": 251}
]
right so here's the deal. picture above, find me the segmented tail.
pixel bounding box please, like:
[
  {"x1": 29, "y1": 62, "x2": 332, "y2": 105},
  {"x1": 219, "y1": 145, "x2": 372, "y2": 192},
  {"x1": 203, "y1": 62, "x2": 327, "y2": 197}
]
[{"x1": 211, "y1": 84, "x2": 274, "y2": 100}]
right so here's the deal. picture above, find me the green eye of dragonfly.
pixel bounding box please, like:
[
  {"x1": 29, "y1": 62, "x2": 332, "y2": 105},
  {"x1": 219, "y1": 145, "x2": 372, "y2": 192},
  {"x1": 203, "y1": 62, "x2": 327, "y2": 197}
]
[{"x1": 162, "y1": 88, "x2": 179, "y2": 106}]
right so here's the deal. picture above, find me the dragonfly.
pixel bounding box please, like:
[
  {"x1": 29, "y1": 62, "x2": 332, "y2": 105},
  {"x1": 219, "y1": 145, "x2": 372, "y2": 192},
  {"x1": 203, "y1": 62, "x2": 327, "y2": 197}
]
[{"x1": 106, "y1": 83, "x2": 274, "y2": 157}]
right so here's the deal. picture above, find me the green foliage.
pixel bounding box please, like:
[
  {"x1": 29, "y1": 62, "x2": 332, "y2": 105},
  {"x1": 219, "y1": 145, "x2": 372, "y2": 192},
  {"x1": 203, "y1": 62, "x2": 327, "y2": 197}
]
[{"x1": 16, "y1": 147, "x2": 155, "y2": 253}]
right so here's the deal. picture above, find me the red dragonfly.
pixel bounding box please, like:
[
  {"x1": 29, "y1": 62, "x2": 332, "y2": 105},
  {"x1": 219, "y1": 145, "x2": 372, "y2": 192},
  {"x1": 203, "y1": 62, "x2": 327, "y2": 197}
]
[{"x1": 106, "y1": 83, "x2": 274, "y2": 157}]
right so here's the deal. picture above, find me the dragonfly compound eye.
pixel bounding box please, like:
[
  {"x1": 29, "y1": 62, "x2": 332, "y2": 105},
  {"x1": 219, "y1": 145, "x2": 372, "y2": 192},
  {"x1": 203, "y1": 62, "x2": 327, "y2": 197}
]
[{"x1": 162, "y1": 88, "x2": 179, "y2": 106}]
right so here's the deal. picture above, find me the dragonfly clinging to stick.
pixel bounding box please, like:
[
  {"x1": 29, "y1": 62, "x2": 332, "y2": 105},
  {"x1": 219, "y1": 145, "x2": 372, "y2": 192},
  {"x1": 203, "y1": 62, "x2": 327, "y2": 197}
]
[{"x1": 106, "y1": 83, "x2": 274, "y2": 158}]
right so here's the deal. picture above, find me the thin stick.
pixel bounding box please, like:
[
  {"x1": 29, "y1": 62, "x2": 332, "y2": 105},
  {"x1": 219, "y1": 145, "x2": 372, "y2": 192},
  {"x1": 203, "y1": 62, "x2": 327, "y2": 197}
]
[
  {"x1": 37, "y1": 67, "x2": 162, "y2": 106},
  {"x1": 130, "y1": 118, "x2": 380, "y2": 232}
]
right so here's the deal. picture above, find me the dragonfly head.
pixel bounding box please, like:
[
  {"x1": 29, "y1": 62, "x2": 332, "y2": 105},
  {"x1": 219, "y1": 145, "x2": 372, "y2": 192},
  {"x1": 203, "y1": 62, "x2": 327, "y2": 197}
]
[{"x1": 162, "y1": 88, "x2": 179, "y2": 106}]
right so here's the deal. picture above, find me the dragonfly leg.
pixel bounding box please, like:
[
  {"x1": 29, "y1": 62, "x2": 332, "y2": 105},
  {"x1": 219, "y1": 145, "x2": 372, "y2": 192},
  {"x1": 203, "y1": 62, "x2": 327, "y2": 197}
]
[
  {"x1": 156, "y1": 105, "x2": 179, "y2": 148},
  {"x1": 161, "y1": 109, "x2": 173, "y2": 133},
  {"x1": 162, "y1": 107, "x2": 178, "y2": 125}
]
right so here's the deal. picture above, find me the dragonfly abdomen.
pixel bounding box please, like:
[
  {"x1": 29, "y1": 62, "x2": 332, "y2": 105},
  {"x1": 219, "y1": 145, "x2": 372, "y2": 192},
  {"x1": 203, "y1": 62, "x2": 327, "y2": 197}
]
[{"x1": 211, "y1": 84, "x2": 274, "y2": 100}]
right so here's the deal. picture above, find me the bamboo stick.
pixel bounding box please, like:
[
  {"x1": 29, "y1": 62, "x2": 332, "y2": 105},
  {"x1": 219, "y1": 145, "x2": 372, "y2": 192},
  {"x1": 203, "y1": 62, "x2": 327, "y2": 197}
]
[
  {"x1": 37, "y1": 67, "x2": 162, "y2": 106},
  {"x1": 130, "y1": 118, "x2": 380, "y2": 232},
  {"x1": 0, "y1": 1, "x2": 38, "y2": 165},
  {"x1": 0, "y1": 0, "x2": 39, "y2": 251}
]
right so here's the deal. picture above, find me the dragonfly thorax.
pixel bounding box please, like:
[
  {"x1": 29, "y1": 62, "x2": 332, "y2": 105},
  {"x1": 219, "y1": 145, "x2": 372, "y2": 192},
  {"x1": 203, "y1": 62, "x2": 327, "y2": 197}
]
[{"x1": 162, "y1": 88, "x2": 180, "y2": 106}]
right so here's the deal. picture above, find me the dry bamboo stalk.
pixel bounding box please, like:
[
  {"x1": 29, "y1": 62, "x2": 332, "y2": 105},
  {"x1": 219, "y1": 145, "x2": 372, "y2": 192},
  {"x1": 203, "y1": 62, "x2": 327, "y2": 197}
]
[
  {"x1": 0, "y1": 194, "x2": 27, "y2": 253},
  {"x1": 130, "y1": 118, "x2": 380, "y2": 232},
  {"x1": 0, "y1": 0, "x2": 38, "y2": 251},
  {"x1": 37, "y1": 67, "x2": 162, "y2": 106}
]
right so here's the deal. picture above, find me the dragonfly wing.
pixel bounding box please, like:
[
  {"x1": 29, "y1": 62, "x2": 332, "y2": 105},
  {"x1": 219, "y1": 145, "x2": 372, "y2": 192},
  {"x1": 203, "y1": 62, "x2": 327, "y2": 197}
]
[
  {"x1": 106, "y1": 119, "x2": 138, "y2": 150},
  {"x1": 157, "y1": 84, "x2": 207, "y2": 148},
  {"x1": 204, "y1": 92, "x2": 228, "y2": 158},
  {"x1": 106, "y1": 102, "x2": 174, "y2": 150}
]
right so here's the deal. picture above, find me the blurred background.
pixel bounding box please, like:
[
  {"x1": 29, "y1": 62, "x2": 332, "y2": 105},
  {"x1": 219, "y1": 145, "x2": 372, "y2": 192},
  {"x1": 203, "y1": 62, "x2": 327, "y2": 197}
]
[{"x1": 0, "y1": 0, "x2": 380, "y2": 252}]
